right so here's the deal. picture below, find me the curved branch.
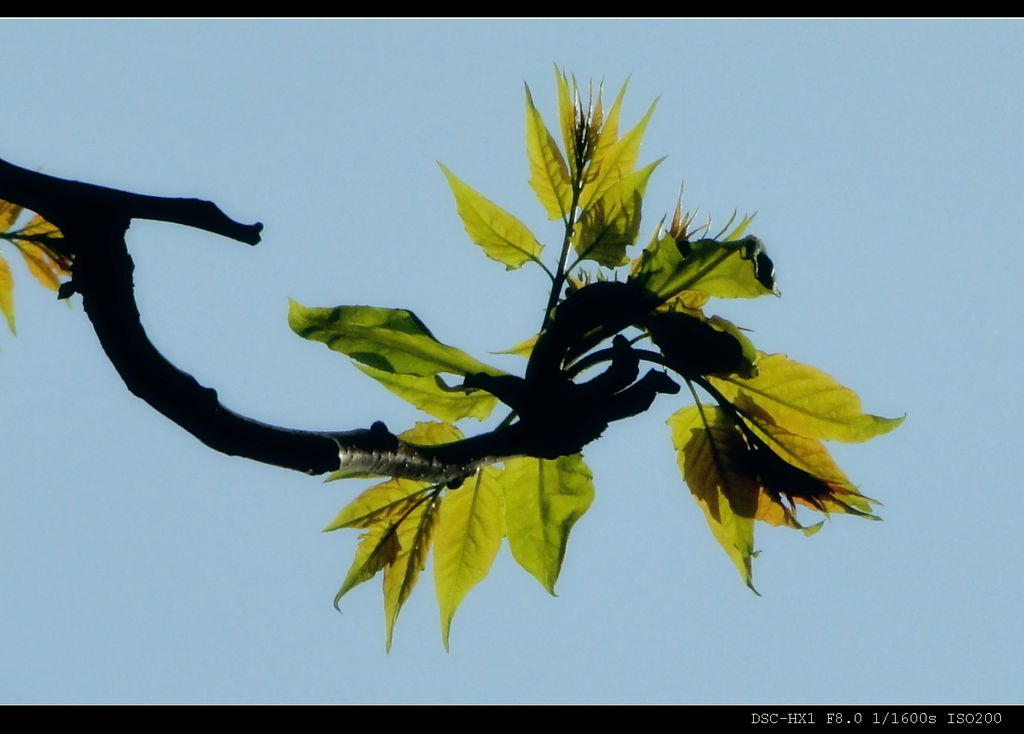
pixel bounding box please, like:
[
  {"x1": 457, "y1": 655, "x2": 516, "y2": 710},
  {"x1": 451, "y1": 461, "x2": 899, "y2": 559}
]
[{"x1": 0, "y1": 157, "x2": 674, "y2": 482}]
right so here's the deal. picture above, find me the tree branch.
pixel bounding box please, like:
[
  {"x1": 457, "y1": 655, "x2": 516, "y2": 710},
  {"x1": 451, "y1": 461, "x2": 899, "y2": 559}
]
[{"x1": 0, "y1": 157, "x2": 672, "y2": 482}]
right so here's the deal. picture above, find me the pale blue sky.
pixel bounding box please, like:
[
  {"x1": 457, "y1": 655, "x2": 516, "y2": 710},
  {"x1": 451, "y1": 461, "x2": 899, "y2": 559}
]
[{"x1": 2, "y1": 20, "x2": 1021, "y2": 703}]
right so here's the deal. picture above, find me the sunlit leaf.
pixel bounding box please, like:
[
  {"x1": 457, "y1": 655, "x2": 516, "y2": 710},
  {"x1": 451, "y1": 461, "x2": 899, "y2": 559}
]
[
  {"x1": 399, "y1": 421, "x2": 463, "y2": 446},
  {"x1": 500, "y1": 454, "x2": 594, "y2": 594},
  {"x1": 334, "y1": 521, "x2": 402, "y2": 608},
  {"x1": 554, "y1": 68, "x2": 577, "y2": 178},
  {"x1": 524, "y1": 84, "x2": 573, "y2": 221},
  {"x1": 574, "y1": 158, "x2": 663, "y2": 268},
  {"x1": 709, "y1": 353, "x2": 905, "y2": 443},
  {"x1": 324, "y1": 478, "x2": 433, "y2": 531},
  {"x1": 0, "y1": 255, "x2": 15, "y2": 334},
  {"x1": 0, "y1": 200, "x2": 22, "y2": 231},
  {"x1": 289, "y1": 300, "x2": 504, "y2": 378},
  {"x1": 585, "y1": 79, "x2": 628, "y2": 193},
  {"x1": 355, "y1": 364, "x2": 497, "y2": 423},
  {"x1": 580, "y1": 96, "x2": 657, "y2": 211},
  {"x1": 632, "y1": 234, "x2": 777, "y2": 302},
  {"x1": 434, "y1": 466, "x2": 504, "y2": 650},
  {"x1": 16, "y1": 243, "x2": 66, "y2": 291},
  {"x1": 668, "y1": 405, "x2": 759, "y2": 590},
  {"x1": 724, "y1": 212, "x2": 757, "y2": 242},
  {"x1": 494, "y1": 334, "x2": 537, "y2": 358},
  {"x1": 384, "y1": 492, "x2": 441, "y2": 651},
  {"x1": 438, "y1": 163, "x2": 544, "y2": 270}
]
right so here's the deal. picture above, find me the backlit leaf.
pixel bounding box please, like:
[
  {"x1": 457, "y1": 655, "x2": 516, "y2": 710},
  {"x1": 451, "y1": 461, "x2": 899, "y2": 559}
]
[
  {"x1": 632, "y1": 234, "x2": 778, "y2": 302},
  {"x1": 334, "y1": 521, "x2": 402, "y2": 608},
  {"x1": 709, "y1": 353, "x2": 904, "y2": 443},
  {"x1": 383, "y1": 492, "x2": 441, "y2": 651},
  {"x1": 0, "y1": 200, "x2": 22, "y2": 231},
  {"x1": 355, "y1": 364, "x2": 497, "y2": 423},
  {"x1": 524, "y1": 84, "x2": 573, "y2": 220},
  {"x1": 586, "y1": 79, "x2": 626, "y2": 187},
  {"x1": 0, "y1": 255, "x2": 15, "y2": 334},
  {"x1": 434, "y1": 466, "x2": 504, "y2": 650},
  {"x1": 668, "y1": 405, "x2": 759, "y2": 589},
  {"x1": 494, "y1": 334, "x2": 537, "y2": 358},
  {"x1": 324, "y1": 478, "x2": 433, "y2": 531},
  {"x1": 399, "y1": 421, "x2": 463, "y2": 446},
  {"x1": 580, "y1": 96, "x2": 657, "y2": 211},
  {"x1": 16, "y1": 243, "x2": 66, "y2": 291},
  {"x1": 438, "y1": 163, "x2": 544, "y2": 269},
  {"x1": 288, "y1": 300, "x2": 503, "y2": 377},
  {"x1": 500, "y1": 454, "x2": 594, "y2": 594},
  {"x1": 554, "y1": 68, "x2": 577, "y2": 178},
  {"x1": 574, "y1": 158, "x2": 663, "y2": 268}
]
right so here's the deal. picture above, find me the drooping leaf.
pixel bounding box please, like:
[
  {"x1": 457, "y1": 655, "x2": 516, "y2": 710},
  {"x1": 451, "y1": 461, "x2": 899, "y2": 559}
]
[
  {"x1": 14, "y1": 215, "x2": 68, "y2": 291},
  {"x1": 324, "y1": 478, "x2": 434, "y2": 531},
  {"x1": 632, "y1": 234, "x2": 778, "y2": 302},
  {"x1": 0, "y1": 255, "x2": 15, "y2": 334},
  {"x1": 494, "y1": 334, "x2": 537, "y2": 359},
  {"x1": 580, "y1": 96, "x2": 657, "y2": 211},
  {"x1": 574, "y1": 158, "x2": 663, "y2": 268},
  {"x1": 355, "y1": 364, "x2": 497, "y2": 423},
  {"x1": 438, "y1": 163, "x2": 544, "y2": 270},
  {"x1": 709, "y1": 353, "x2": 905, "y2": 443},
  {"x1": 0, "y1": 200, "x2": 22, "y2": 231},
  {"x1": 500, "y1": 454, "x2": 594, "y2": 595},
  {"x1": 383, "y1": 492, "x2": 441, "y2": 651},
  {"x1": 524, "y1": 84, "x2": 573, "y2": 221},
  {"x1": 288, "y1": 300, "x2": 503, "y2": 378},
  {"x1": 334, "y1": 521, "x2": 403, "y2": 607},
  {"x1": 434, "y1": 466, "x2": 505, "y2": 650},
  {"x1": 399, "y1": 421, "x2": 464, "y2": 446},
  {"x1": 668, "y1": 405, "x2": 759, "y2": 590}
]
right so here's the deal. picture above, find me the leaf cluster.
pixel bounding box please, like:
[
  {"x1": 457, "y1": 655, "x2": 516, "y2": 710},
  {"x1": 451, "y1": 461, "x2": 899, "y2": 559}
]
[
  {"x1": 0, "y1": 200, "x2": 68, "y2": 337},
  {"x1": 285, "y1": 70, "x2": 902, "y2": 649}
]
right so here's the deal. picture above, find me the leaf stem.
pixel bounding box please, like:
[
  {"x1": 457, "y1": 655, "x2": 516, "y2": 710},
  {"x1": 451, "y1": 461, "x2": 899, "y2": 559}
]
[{"x1": 541, "y1": 169, "x2": 584, "y2": 331}]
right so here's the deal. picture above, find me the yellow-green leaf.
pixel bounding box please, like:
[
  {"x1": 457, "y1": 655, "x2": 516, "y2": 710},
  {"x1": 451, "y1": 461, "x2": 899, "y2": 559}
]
[
  {"x1": 334, "y1": 521, "x2": 402, "y2": 608},
  {"x1": 494, "y1": 334, "x2": 538, "y2": 358},
  {"x1": 434, "y1": 466, "x2": 504, "y2": 650},
  {"x1": 324, "y1": 478, "x2": 433, "y2": 531},
  {"x1": 524, "y1": 84, "x2": 573, "y2": 221},
  {"x1": 289, "y1": 299, "x2": 503, "y2": 378},
  {"x1": 355, "y1": 364, "x2": 497, "y2": 423},
  {"x1": 580, "y1": 96, "x2": 657, "y2": 211},
  {"x1": 632, "y1": 234, "x2": 777, "y2": 302},
  {"x1": 574, "y1": 158, "x2": 663, "y2": 268},
  {"x1": 399, "y1": 421, "x2": 463, "y2": 446},
  {"x1": 586, "y1": 79, "x2": 628, "y2": 192},
  {"x1": 438, "y1": 163, "x2": 544, "y2": 269},
  {"x1": 0, "y1": 255, "x2": 15, "y2": 334},
  {"x1": 668, "y1": 405, "x2": 759, "y2": 590},
  {"x1": 554, "y1": 68, "x2": 577, "y2": 179},
  {"x1": 383, "y1": 493, "x2": 441, "y2": 652},
  {"x1": 710, "y1": 353, "x2": 905, "y2": 443},
  {"x1": 0, "y1": 200, "x2": 22, "y2": 231},
  {"x1": 500, "y1": 454, "x2": 594, "y2": 595}
]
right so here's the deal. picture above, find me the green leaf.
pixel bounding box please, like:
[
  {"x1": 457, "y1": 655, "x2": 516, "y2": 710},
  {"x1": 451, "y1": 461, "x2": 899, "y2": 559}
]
[
  {"x1": 709, "y1": 353, "x2": 905, "y2": 443},
  {"x1": 668, "y1": 405, "x2": 759, "y2": 590},
  {"x1": 438, "y1": 163, "x2": 544, "y2": 270},
  {"x1": 580, "y1": 96, "x2": 657, "y2": 211},
  {"x1": 0, "y1": 255, "x2": 15, "y2": 334},
  {"x1": 334, "y1": 521, "x2": 403, "y2": 607},
  {"x1": 434, "y1": 467, "x2": 505, "y2": 650},
  {"x1": 500, "y1": 454, "x2": 594, "y2": 595},
  {"x1": 324, "y1": 478, "x2": 434, "y2": 531},
  {"x1": 289, "y1": 300, "x2": 503, "y2": 377},
  {"x1": 355, "y1": 365, "x2": 497, "y2": 423},
  {"x1": 574, "y1": 158, "x2": 663, "y2": 268},
  {"x1": 524, "y1": 83, "x2": 573, "y2": 221},
  {"x1": 383, "y1": 493, "x2": 441, "y2": 652},
  {"x1": 632, "y1": 234, "x2": 778, "y2": 302}
]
